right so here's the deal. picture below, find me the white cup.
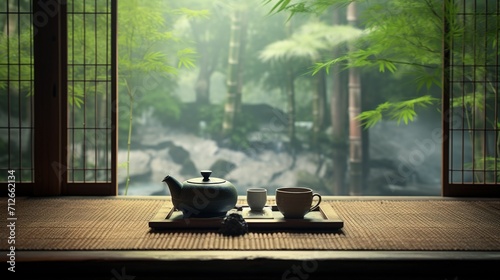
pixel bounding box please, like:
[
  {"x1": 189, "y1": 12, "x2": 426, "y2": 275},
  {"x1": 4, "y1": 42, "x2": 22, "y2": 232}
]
[{"x1": 246, "y1": 188, "x2": 267, "y2": 212}]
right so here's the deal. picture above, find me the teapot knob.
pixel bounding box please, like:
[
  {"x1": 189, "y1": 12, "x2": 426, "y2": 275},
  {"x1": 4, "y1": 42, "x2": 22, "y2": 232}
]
[{"x1": 201, "y1": 170, "x2": 212, "y2": 181}]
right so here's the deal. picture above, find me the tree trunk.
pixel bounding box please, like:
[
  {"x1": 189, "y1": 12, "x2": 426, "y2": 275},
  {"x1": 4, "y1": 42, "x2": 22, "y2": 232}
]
[
  {"x1": 195, "y1": 61, "x2": 212, "y2": 104},
  {"x1": 347, "y1": 2, "x2": 363, "y2": 195},
  {"x1": 190, "y1": 19, "x2": 219, "y2": 105},
  {"x1": 284, "y1": 18, "x2": 298, "y2": 150},
  {"x1": 235, "y1": 10, "x2": 248, "y2": 116},
  {"x1": 286, "y1": 66, "x2": 297, "y2": 149},
  {"x1": 312, "y1": 68, "x2": 327, "y2": 151},
  {"x1": 312, "y1": 75, "x2": 320, "y2": 149},
  {"x1": 330, "y1": 8, "x2": 348, "y2": 195},
  {"x1": 222, "y1": 9, "x2": 241, "y2": 138},
  {"x1": 318, "y1": 68, "x2": 328, "y2": 130},
  {"x1": 190, "y1": 9, "x2": 226, "y2": 105}
]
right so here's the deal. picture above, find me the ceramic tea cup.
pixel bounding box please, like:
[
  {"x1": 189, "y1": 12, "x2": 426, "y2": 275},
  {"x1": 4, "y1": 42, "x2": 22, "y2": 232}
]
[
  {"x1": 246, "y1": 187, "x2": 267, "y2": 211},
  {"x1": 275, "y1": 187, "x2": 321, "y2": 219}
]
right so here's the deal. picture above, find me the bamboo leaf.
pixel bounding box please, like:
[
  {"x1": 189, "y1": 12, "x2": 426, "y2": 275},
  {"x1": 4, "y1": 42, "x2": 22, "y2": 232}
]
[
  {"x1": 376, "y1": 59, "x2": 398, "y2": 73},
  {"x1": 378, "y1": 62, "x2": 385, "y2": 73},
  {"x1": 356, "y1": 109, "x2": 383, "y2": 128},
  {"x1": 177, "y1": 48, "x2": 197, "y2": 69},
  {"x1": 312, "y1": 56, "x2": 349, "y2": 75},
  {"x1": 266, "y1": 0, "x2": 291, "y2": 14},
  {"x1": 376, "y1": 101, "x2": 392, "y2": 111}
]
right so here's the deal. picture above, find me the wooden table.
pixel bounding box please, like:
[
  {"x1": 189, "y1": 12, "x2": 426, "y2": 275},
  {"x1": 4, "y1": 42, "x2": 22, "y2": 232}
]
[{"x1": 2, "y1": 196, "x2": 500, "y2": 279}]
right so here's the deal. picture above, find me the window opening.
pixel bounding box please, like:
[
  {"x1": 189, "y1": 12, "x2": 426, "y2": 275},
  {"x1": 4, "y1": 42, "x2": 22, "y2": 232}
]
[
  {"x1": 67, "y1": 0, "x2": 115, "y2": 184},
  {"x1": 443, "y1": 0, "x2": 500, "y2": 196},
  {"x1": 115, "y1": 0, "x2": 447, "y2": 197},
  {"x1": 0, "y1": 0, "x2": 34, "y2": 183}
]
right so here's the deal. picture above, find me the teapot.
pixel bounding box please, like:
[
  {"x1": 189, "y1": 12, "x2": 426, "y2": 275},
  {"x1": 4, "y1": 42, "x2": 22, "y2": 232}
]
[{"x1": 162, "y1": 170, "x2": 238, "y2": 218}]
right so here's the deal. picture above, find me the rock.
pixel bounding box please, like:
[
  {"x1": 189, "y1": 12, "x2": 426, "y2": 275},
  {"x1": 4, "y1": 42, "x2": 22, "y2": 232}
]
[
  {"x1": 117, "y1": 150, "x2": 152, "y2": 185},
  {"x1": 119, "y1": 117, "x2": 443, "y2": 196},
  {"x1": 210, "y1": 159, "x2": 237, "y2": 178},
  {"x1": 144, "y1": 140, "x2": 173, "y2": 150},
  {"x1": 179, "y1": 158, "x2": 198, "y2": 177},
  {"x1": 168, "y1": 144, "x2": 190, "y2": 164}
]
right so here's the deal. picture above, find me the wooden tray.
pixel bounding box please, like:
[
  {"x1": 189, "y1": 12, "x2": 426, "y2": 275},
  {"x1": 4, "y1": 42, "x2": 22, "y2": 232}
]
[{"x1": 148, "y1": 203, "x2": 344, "y2": 231}]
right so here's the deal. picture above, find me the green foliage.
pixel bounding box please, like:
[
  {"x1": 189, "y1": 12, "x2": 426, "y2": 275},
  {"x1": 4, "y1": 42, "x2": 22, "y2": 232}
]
[
  {"x1": 116, "y1": 0, "x2": 202, "y2": 123},
  {"x1": 118, "y1": 0, "x2": 199, "y2": 79},
  {"x1": 356, "y1": 95, "x2": 439, "y2": 128},
  {"x1": 264, "y1": 0, "x2": 352, "y2": 18},
  {"x1": 199, "y1": 104, "x2": 225, "y2": 134},
  {"x1": 227, "y1": 112, "x2": 261, "y2": 150},
  {"x1": 0, "y1": 24, "x2": 34, "y2": 95},
  {"x1": 264, "y1": 0, "x2": 292, "y2": 14},
  {"x1": 177, "y1": 48, "x2": 197, "y2": 69},
  {"x1": 377, "y1": 59, "x2": 397, "y2": 74},
  {"x1": 68, "y1": 87, "x2": 85, "y2": 108},
  {"x1": 266, "y1": 0, "x2": 447, "y2": 128},
  {"x1": 451, "y1": 92, "x2": 486, "y2": 112},
  {"x1": 175, "y1": 102, "x2": 259, "y2": 150},
  {"x1": 464, "y1": 156, "x2": 500, "y2": 182},
  {"x1": 115, "y1": 0, "x2": 205, "y2": 194},
  {"x1": 172, "y1": 7, "x2": 210, "y2": 19},
  {"x1": 260, "y1": 22, "x2": 362, "y2": 63},
  {"x1": 313, "y1": 1, "x2": 443, "y2": 75},
  {"x1": 137, "y1": 88, "x2": 182, "y2": 121},
  {"x1": 412, "y1": 67, "x2": 442, "y2": 91}
]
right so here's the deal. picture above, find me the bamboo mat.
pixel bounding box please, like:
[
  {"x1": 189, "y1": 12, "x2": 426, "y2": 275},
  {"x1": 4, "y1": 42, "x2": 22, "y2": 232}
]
[{"x1": 1, "y1": 197, "x2": 500, "y2": 251}]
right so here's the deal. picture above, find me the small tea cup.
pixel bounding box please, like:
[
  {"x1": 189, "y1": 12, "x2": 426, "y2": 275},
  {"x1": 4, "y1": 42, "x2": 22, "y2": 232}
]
[{"x1": 246, "y1": 187, "x2": 267, "y2": 212}]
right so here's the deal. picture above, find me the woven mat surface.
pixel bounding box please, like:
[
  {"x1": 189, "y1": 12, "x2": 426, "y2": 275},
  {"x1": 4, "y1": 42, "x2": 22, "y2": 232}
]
[{"x1": 1, "y1": 197, "x2": 500, "y2": 251}]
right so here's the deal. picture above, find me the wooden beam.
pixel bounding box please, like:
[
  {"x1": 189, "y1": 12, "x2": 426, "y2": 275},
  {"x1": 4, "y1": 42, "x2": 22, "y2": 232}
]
[{"x1": 33, "y1": 0, "x2": 65, "y2": 195}]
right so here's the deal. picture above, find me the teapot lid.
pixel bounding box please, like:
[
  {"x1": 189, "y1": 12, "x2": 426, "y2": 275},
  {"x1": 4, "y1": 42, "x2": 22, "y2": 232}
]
[{"x1": 187, "y1": 170, "x2": 226, "y2": 184}]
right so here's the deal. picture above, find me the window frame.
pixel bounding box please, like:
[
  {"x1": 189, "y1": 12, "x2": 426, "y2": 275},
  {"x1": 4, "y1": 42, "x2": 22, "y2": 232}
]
[
  {"x1": 441, "y1": 0, "x2": 500, "y2": 197},
  {"x1": 9, "y1": 0, "x2": 118, "y2": 196},
  {"x1": 3, "y1": 0, "x2": 499, "y2": 198}
]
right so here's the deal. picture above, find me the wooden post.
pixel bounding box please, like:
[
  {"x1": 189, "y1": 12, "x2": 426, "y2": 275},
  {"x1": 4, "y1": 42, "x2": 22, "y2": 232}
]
[{"x1": 33, "y1": 0, "x2": 65, "y2": 195}]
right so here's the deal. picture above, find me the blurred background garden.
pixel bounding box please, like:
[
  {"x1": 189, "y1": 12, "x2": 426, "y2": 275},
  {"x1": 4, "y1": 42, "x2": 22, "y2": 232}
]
[{"x1": 113, "y1": 0, "x2": 445, "y2": 196}]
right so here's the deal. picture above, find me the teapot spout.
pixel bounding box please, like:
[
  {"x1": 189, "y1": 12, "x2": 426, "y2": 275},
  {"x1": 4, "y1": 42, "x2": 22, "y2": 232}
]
[{"x1": 162, "y1": 175, "x2": 182, "y2": 199}]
